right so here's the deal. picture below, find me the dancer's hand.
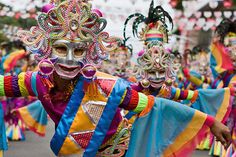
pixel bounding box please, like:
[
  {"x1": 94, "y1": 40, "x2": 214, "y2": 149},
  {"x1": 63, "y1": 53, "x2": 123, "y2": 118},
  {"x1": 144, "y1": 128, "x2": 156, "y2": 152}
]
[
  {"x1": 210, "y1": 120, "x2": 231, "y2": 149},
  {"x1": 230, "y1": 83, "x2": 236, "y2": 96},
  {"x1": 230, "y1": 87, "x2": 236, "y2": 96}
]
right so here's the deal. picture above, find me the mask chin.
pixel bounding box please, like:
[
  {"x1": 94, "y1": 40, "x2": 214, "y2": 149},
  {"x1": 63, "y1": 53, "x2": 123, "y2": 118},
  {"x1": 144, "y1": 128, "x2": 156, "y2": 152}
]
[
  {"x1": 150, "y1": 81, "x2": 164, "y2": 88},
  {"x1": 58, "y1": 74, "x2": 78, "y2": 80},
  {"x1": 54, "y1": 68, "x2": 81, "y2": 80},
  {"x1": 149, "y1": 76, "x2": 165, "y2": 89},
  {"x1": 54, "y1": 62, "x2": 82, "y2": 80}
]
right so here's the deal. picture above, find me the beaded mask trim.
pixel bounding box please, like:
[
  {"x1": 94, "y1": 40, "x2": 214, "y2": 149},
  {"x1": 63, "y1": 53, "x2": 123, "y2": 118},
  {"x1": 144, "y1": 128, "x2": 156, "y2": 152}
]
[{"x1": 17, "y1": 0, "x2": 120, "y2": 65}]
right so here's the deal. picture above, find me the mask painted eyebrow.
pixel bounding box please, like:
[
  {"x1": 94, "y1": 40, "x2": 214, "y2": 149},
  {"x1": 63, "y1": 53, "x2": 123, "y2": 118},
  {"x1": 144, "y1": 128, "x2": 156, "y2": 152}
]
[{"x1": 53, "y1": 39, "x2": 70, "y2": 45}]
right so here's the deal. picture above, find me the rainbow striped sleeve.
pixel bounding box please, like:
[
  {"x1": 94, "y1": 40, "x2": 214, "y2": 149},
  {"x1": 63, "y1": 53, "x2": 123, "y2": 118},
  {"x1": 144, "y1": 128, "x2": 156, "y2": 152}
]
[
  {"x1": 169, "y1": 87, "x2": 198, "y2": 103},
  {"x1": 119, "y1": 88, "x2": 155, "y2": 115},
  {"x1": 0, "y1": 72, "x2": 38, "y2": 97}
]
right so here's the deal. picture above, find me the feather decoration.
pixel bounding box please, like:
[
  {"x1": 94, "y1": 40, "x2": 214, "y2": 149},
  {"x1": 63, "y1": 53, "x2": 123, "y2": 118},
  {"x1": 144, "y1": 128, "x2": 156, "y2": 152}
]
[{"x1": 123, "y1": 0, "x2": 173, "y2": 42}]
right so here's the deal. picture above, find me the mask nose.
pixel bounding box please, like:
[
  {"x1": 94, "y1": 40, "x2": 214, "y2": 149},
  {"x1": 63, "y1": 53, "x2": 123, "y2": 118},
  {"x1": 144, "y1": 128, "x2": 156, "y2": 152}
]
[{"x1": 66, "y1": 48, "x2": 74, "y2": 64}]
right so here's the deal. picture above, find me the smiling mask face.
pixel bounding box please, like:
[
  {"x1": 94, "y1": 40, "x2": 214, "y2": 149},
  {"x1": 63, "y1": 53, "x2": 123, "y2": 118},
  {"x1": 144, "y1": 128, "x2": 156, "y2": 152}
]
[
  {"x1": 136, "y1": 41, "x2": 170, "y2": 88},
  {"x1": 51, "y1": 39, "x2": 87, "y2": 79},
  {"x1": 17, "y1": 0, "x2": 120, "y2": 80}
]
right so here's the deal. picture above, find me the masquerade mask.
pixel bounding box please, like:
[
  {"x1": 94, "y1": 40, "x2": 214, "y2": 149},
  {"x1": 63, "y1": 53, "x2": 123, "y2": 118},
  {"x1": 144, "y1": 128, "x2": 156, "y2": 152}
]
[
  {"x1": 51, "y1": 39, "x2": 86, "y2": 79},
  {"x1": 134, "y1": 41, "x2": 179, "y2": 88},
  {"x1": 18, "y1": 0, "x2": 120, "y2": 79},
  {"x1": 123, "y1": 1, "x2": 177, "y2": 89}
]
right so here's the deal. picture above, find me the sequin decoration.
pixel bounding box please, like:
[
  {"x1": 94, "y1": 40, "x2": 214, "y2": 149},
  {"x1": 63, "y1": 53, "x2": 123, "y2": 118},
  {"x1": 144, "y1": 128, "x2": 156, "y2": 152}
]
[
  {"x1": 82, "y1": 101, "x2": 106, "y2": 125},
  {"x1": 17, "y1": 0, "x2": 121, "y2": 64},
  {"x1": 68, "y1": 130, "x2": 94, "y2": 149},
  {"x1": 96, "y1": 79, "x2": 116, "y2": 97}
]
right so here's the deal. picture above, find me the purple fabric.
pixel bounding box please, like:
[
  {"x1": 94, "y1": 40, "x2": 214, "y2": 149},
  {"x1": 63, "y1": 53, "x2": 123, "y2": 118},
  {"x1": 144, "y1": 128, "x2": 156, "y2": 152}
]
[
  {"x1": 179, "y1": 90, "x2": 185, "y2": 100},
  {"x1": 131, "y1": 82, "x2": 144, "y2": 92},
  {"x1": 12, "y1": 76, "x2": 21, "y2": 97},
  {"x1": 212, "y1": 77, "x2": 221, "y2": 89},
  {"x1": 102, "y1": 109, "x2": 122, "y2": 144},
  {"x1": 119, "y1": 88, "x2": 131, "y2": 108},
  {"x1": 36, "y1": 74, "x2": 66, "y2": 126},
  {"x1": 138, "y1": 50, "x2": 145, "y2": 56}
]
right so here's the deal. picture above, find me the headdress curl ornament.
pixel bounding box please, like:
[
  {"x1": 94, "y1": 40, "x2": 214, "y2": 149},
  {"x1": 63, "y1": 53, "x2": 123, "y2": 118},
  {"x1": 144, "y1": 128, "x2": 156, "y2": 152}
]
[
  {"x1": 17, "y1": 0, "x2": 120, "y2": 64},
  {"x1": 124, "y1": 1, "x2": 177, "y2": 89},
  {"x1": 133, "y1": 41, "x2": 179, "y2": 89},
  {"x1": 123, "y1": 0, "x2": 173, "y2": 43}
]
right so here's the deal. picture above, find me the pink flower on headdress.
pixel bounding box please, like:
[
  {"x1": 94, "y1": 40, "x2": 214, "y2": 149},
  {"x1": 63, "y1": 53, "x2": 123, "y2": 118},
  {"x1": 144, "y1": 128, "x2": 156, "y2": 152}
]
[
  {"x1": 138, "y1": 50, "x2": 145, "y2": 57},
  {"x1": 92, "y1": 9, "x2": 103, "y2": 17},
  {"x1": 165, "y1": 48, "x2": 171, "y2": 53},
  {"x1": 41, "y1": 4, "x2": 54, "y2": 13}
]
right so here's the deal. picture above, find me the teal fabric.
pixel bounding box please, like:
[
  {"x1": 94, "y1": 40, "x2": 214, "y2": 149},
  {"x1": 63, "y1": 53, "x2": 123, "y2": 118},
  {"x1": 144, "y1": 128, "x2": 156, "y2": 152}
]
[
  {"x1": 126, "y1": 98, "x2": 195, "y2": 157},
  {"x1": 189, "y1": 70, "x2": 203, "y2": 89},
  {"x1": 181, "y1": 88, "x2": 227, "y2": 118},
  {"x1": 27, "y1": 100, "x2": 48, "y2": 125},
  {"x1": 31, "y1": 72, "x2": 38, "y2": 97},
  {"x1": 191, "y1": 88, "x2": 226, "y2": 117},
  {"x1": 0, "y1": 103, "x2": 7, "y2": 150},
  {"x1": 210, "y1": 54, "x2": 219, "y2": 79}
]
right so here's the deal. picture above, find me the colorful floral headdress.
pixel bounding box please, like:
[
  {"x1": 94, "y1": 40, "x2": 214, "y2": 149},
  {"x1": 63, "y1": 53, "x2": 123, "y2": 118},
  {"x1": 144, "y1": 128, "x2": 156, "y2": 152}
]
[
  {"x1": 17, "y1": 0, "x2": 120, "y2": 65},
  {"x1": 123, "y1": 1, "x2": 177, "y2": 89},
  {"x1": 225, "y1": 32, "x2": 236, "y2": 46},
  {"x1": 215, "y1": 18, "x2": 236, "y2": 45},
  {"x1": 123, "y1": 0, "x2": 173, "y2": 43}
]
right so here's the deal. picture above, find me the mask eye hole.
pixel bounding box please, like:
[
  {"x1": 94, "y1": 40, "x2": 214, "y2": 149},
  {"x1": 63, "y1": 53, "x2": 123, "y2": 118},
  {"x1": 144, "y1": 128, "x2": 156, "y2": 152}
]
[
  {"x1": 53, "y1": 45, "x2": 67, "y2": 57},
  {"x1": 74, "y1": 48, "x2": 85, "y2": 57}
]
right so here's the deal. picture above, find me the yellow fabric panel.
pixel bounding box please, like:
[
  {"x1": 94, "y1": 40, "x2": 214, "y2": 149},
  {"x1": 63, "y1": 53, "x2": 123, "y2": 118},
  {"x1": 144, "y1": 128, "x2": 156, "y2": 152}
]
[
  {"x1": 215, "y1": 88, "x2": 230, "y2": 121},
  {"x1": 18, "y1": 107, "x2": 46, "y2": 135},
  {"x1": 59, "y1": 138, "x2": 84, "y2": 155},
  {"x1": 59, "y1": 80, "x2": 111, "y2": 155},
  {"x1": 96, "y1": 71, "x2": 117, "y2": 79},
  {"x1": 163, "y1": 110, "x2": 207, "y2": 157}
]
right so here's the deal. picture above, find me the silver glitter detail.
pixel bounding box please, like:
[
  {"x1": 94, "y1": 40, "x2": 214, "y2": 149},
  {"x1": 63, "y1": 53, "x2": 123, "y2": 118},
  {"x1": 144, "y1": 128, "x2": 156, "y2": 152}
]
[{"x1": 82, "y1": 101, "x2": 106, "y2": 125}]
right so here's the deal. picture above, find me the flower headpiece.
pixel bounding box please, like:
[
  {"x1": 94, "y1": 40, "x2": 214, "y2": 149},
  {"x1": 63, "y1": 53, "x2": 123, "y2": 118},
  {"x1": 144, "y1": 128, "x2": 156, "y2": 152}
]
[
  {"x1": 123, "y1": 0, "x2": 173, "y2": 43},
  {"x1": 124, "y1": 1, "x2": 177, "y2": 89},
  {"x1": 132, "y1": 41, "x2": 179, "y2": 89},
  {"x1": 17, "y1": 0, "x2": 120, "y2": 65}
]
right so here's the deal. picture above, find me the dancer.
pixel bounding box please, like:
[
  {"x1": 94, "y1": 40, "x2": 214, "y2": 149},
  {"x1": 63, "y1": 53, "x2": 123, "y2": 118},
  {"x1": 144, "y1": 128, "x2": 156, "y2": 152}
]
[
  {"x1": 0, "y1": 0, "x2": 230, "y2": 156},
  {"x1": 208, "y1": 19, "x2": 236, "y2": 157}
]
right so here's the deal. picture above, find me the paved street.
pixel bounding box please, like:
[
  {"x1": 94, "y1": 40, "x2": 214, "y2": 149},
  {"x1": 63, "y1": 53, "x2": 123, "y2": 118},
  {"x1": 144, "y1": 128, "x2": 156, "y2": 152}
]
[{"x1": 5, "y1": 120, "x2": 210, "y2": 157}]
